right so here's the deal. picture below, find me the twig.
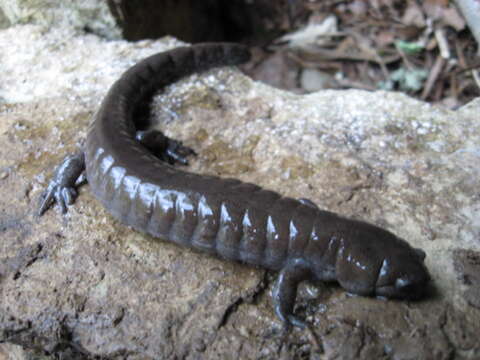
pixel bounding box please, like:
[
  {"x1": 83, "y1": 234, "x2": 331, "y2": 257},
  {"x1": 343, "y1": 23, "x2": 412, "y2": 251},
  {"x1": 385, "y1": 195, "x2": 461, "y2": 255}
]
[
  {"x1": 454, "y1": 63, "x2": 480, "y2": 74},
  {"x1": 294, "y1": 47, "x2": 400, "y2": 64},
  {"x1": 435, "y1": 27, "x2": 451, "y2": 59},
  {"x1": 455, "y1": 36, "x2": 467, "y2": 68},
  {"x1": 473, "y1": 69, "x2": 480, "y2": 90},
  {"x1": 449, "y1": 72, "x2": 459, "y2": 99},
  {"x1": 421, "y1": 54, "x2": 446, "y2": 100}
]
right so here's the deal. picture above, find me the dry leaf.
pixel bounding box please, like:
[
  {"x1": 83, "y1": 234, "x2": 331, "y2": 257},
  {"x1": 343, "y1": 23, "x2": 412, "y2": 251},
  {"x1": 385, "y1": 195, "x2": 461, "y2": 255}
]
[
  {"x1": 278, "y1": 15, "x2": 339, "y2": 49},
  {"x1": 441, "y1": 7, "x2": 466, "y2": 31},
  {"x1": 422, "y1": 1, "x2": 465, "y2": 30},
  {"x1": 402, "y1": 1, "x2": 426, "y2": 28}
]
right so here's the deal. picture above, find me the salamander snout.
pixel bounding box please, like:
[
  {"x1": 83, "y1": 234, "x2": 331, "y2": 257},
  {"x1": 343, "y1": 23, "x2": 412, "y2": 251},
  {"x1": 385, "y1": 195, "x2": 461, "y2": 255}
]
[{"x1": 375, "y1": 247, "x2": 430, "y2": 300}]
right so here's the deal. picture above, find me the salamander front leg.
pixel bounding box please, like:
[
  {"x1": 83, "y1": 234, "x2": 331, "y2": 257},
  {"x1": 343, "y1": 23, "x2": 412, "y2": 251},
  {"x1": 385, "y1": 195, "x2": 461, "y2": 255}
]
[
  {"x1": 272, "y1": 258, "x2": 312, "y2": 330},
  {"x1": 136, "y1": 130, "x2": 196, "y2": 165},
  {"x1": 38, "y1": 151, "x2": 85, "y2": 215}
]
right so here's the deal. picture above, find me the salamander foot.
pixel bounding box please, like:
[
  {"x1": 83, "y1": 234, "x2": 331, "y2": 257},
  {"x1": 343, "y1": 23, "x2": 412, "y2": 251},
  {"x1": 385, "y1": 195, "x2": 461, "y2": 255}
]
[
  {"x1": 136, "y1": 130, "x2": 196, "y2": 165},
  {"x1": 272, "y1": 258, "x2": 312, "y2": 330},
  {"x1": 38, "y1": 152, "x2": 85, "y2": 215}
]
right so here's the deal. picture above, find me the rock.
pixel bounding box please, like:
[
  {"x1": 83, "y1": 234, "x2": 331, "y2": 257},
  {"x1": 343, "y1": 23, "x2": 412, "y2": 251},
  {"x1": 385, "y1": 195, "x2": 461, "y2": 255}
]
[
  {"x1": 0, "y1": 0, "x2": 120, "y2": 39},
  {"x1": 0, "y1": 25, "x2": 479, "y2": 359}
]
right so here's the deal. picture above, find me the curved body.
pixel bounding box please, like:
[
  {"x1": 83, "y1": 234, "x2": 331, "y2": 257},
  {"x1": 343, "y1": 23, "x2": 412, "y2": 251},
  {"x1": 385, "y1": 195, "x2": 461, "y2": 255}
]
[
  {"x1": 86, "y1": 43, "x2": 316, "y2": 271},
  {"x1": 40, "y1": 43, "x2": 431, "y2": 328}
]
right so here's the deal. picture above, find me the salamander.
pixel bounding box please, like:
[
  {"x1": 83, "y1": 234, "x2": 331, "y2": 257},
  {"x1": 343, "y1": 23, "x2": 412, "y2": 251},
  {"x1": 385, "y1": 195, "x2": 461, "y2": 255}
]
[{"x1": 38, "y1": 43, "x2": 431, "y2": 329}]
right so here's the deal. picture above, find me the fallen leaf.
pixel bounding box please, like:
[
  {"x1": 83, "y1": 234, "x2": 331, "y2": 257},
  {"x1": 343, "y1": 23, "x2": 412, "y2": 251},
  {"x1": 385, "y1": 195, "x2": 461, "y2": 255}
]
[
  {"x1": 278, "y1": 15, "x2": 339, "y2": 49},
  {"x1": 402, "y1": 1, "x2": 426, "y2": 28}
]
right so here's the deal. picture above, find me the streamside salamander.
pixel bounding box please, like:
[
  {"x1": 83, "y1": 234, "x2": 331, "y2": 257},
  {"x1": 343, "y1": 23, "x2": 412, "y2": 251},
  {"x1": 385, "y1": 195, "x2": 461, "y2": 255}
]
[{"x1": 38, "y1": 43, "x2": 430, "y2": 329}]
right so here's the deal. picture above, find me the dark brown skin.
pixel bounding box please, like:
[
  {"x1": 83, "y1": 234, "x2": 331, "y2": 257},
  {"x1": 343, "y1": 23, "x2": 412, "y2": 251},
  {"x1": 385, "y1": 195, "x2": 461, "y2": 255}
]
[{"x1": 38, "y1": 43, "x2": 431, "y2": 329}]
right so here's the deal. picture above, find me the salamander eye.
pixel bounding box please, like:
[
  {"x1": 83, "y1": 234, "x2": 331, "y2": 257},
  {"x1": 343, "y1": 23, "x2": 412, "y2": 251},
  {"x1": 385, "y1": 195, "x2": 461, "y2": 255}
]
[{"x1": 395, "y1": 277, "x2": 411, "y2": 289}]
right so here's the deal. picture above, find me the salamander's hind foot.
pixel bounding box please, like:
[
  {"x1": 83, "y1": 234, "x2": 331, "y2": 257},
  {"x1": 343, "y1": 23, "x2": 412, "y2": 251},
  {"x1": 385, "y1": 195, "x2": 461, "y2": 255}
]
[
  {"x1": 37, "y1": 152, "x2": 86, "y2": 216},
  {"x1": 165, "y1": 138, "x2": 196, "y2": 165},
  {"x1": 136, "y1": 129, "x2": 196, "y2": 165},
  {"x1": 272, "y1": 258, "x2": 312, "y2": 330}
]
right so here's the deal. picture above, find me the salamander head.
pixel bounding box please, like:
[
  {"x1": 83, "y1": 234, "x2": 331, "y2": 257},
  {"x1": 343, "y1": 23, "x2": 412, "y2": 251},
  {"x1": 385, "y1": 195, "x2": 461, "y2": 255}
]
[
  {"x1": 374, "y1": 245, "x2": 430, "y2": 300},
  {"x1": 322, "y1": 219, "x2": 431, "y2": 300}
]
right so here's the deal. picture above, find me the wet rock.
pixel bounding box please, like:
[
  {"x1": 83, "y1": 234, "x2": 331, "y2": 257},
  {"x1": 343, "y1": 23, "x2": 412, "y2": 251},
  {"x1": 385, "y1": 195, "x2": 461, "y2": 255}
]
[{"x1": 0, "y1": 25, "x2": 480, "y2": 359}]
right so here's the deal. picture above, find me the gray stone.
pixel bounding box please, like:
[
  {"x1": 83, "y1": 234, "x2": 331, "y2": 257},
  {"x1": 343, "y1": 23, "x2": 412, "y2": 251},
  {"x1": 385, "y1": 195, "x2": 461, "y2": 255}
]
[
  {"x1": 0, "y1": 25, "x2": 479, "y2": 359},
  {"x1": 0, "y1": 0, "x2": 120, "y2": 39}
]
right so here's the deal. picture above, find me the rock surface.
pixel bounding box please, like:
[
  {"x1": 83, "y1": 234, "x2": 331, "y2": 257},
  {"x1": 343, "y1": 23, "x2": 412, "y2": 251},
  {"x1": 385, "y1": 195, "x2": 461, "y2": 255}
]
[
  {"x1": 0, "y1": 25, "x2": 480, "y2": 359},
  {"x1": 0, "y1": 0, "x2": 120, "y2": 39}
]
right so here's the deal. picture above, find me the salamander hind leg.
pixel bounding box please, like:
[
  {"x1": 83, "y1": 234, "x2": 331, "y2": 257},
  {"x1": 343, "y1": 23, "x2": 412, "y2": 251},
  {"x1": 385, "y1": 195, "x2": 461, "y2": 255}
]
[
  {"x1": 38, "y1": 151, "x2": 86, "y2": 215},
  {"x1": 136, "y1": 129, "x2": 196, "y2": 165},
  {"x1": 272, "y1": 258, "x2": 312, "y2": 330}
]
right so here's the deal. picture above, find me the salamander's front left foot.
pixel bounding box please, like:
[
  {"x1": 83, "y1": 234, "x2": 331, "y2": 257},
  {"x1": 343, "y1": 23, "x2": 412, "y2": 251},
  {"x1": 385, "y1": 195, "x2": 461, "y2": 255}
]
[
  {"x1": 38, "y1": 152, "x2": 85, "y2": 216},
  {"x1": 136, "y1": 129, "x2": 196, "y2": 165}
]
